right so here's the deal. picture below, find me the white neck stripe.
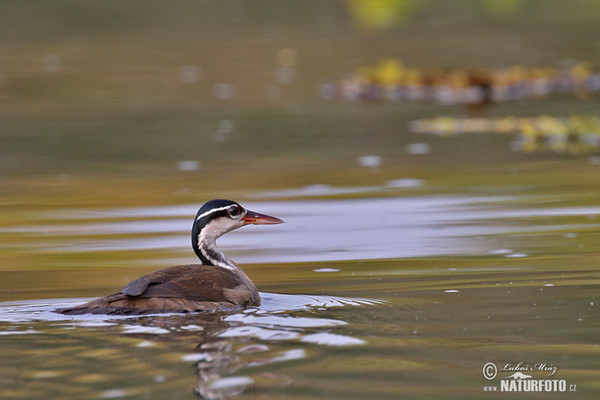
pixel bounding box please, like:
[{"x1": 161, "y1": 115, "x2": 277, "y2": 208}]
[
  {"x1": 197, "y1": 231, "x2": 236, "y2": 271},
  {"x1": 200, "y1": 246, "x2": 234, "y2": 270},
  {"x1": 196, "y1": 205, "x2": 232, "y2": 221}
]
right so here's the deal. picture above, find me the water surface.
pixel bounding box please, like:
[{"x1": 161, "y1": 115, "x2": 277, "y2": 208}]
[{"x1": 1, "y1": 195, "x2": 599, "y2": 399}]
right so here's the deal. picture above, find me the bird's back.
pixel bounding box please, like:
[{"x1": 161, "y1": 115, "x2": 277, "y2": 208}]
[{"x1": 57, "y1": 264, "x2": 260, "y2": 315}]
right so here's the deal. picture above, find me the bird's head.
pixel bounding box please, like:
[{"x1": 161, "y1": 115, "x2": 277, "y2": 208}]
[{"x1": 191, "y1": 199, "x2": 283, "y2": 264}]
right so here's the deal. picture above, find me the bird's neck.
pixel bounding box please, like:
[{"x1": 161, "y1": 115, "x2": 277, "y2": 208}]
[
  {"x1": 195, "y1": 234, "x2": 258, "y2": 293},
  {"x1": 192, "y1": 223, "x2": 258, "y2": 294},
  {"x1": 196, "y1": 233, "x2": 236, "y2": 270}
]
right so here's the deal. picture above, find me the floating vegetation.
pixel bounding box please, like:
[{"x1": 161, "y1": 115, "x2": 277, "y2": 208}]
[
  {"x1": 409, "y1": 116, "x2": 600, "y2": 154},
  {"x1": 332, "y1": 58, "x2": 600, "y2": 110}
]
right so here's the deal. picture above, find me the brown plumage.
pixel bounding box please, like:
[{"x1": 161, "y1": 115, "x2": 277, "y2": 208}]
[
  {"x1": 58, "y1": 264, "x2": 259, "y2": 315},
  {"x1": 56, "y1": 199, "x2": 283, "y2": 315}
]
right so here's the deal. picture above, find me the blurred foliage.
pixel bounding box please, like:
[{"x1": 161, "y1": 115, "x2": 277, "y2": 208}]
[
  {"x1": 1, "y1": 0, "x2": 600, "y2": 208},
  {"x1": 411, "y1": 115, "x2": 600, "y2": 154},
  {"x1": 348, "y1": 0, "x2": 416, "y2": 29},
  {"x1": 335, "y1": 58, "x2": 599, "y2": 109}
]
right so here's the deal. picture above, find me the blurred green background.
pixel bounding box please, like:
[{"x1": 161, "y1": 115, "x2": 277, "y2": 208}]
[{"x1": 2, "y1": 0, "x2": 600, "y2": 209}]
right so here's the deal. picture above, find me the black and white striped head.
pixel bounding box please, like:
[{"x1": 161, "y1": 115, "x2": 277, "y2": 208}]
[{"x1": 191, "y1": 199, "x2": 283, "y2": 266}]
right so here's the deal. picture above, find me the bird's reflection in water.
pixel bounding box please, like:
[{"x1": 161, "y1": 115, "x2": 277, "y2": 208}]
[
  {"x1": 120, "y1": 312, "x2": 262, "y2": 399},
  {"x1": 0, "y1": 294, "x2": 379, "y2": 400},
  {"x1": 119, "y1": 312, "x2": 251, "y2": 399},
  {"x1": 128, "y1": 312, "x2": 301, "y2": 399},
  {"x1": 191, "y1": 339, "x2": 295, "y2": 400},
  {"x1": 112, "y1": 294, "x2": 376, "y2": 400},
  {"x1": 193, "y1": 340, "x2": 255, "y2": 399}
]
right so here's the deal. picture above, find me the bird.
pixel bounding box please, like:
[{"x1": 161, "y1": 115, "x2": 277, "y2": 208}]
[{"x1": 56, "y1": 199, "x2": 283, "y2": 315}]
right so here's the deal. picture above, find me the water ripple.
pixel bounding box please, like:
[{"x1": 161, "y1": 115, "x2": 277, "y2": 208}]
[{"x1": 4, "y1": 196, "x2": 600, "y2": 262}]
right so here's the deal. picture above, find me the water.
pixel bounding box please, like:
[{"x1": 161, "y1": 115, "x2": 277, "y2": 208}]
[
  {"x1": 2, "y1": 2, "x2": 600, "y2": 398},
  {"x1": 1, "y1": 195, "x2": 599, "y2": 399},
  {"x1": 6, "y1": 195, "x2": 600, "y2": 264},
  {"x1": 0, "y1": 293, "x2": 381, "y2": 399}
]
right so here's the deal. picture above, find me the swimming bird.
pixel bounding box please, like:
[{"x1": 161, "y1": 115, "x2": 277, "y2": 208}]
[{"x1": 56, "y1": 199, "x2": 283, "y2": 315}]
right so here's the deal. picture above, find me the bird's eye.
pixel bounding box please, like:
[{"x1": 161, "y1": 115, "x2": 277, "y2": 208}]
[{"x1": 228, "y1": 205, "x2": 243, "y2": 218}]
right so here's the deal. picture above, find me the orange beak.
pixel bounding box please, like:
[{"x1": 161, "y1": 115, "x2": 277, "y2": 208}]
[{"x1": 242, "y1": 210, "x2": 284, "y2": 225}]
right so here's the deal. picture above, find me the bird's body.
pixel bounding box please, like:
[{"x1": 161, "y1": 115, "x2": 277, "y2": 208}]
[{"x1": 57, "y1": 200, "x2": 283, "y2": 315}]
